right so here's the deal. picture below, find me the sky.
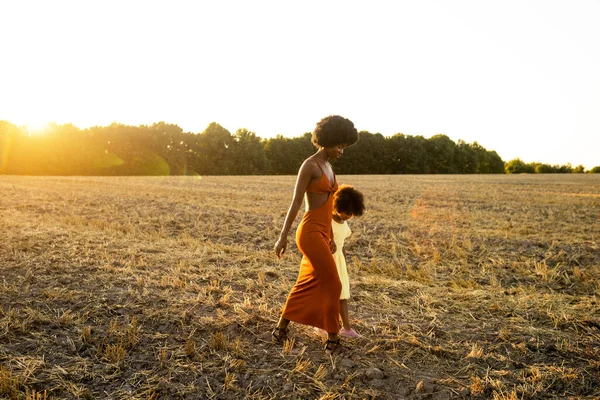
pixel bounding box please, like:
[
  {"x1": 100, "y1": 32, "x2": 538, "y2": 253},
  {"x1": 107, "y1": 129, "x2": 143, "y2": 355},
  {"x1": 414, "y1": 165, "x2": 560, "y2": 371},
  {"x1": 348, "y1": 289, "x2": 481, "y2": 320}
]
[{"x1": 1, "y1": 0, "x2": 599, "y2": 168}]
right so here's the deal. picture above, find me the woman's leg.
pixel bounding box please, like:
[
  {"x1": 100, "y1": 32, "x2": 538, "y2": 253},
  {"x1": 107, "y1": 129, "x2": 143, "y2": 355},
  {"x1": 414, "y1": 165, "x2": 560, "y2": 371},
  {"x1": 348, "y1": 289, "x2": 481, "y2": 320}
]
[
  {"x1": 325, "y1": 331, "x2": 341, "y2": 354},
  {"x1": 284, "y1": 232, "x2": 342, "y2": 332},
  {"x1": 276, "y1": 317, "x2": 290, "y2": 330},
  {"x1": 272, "y1": 317, "x2": 290, "y2": 342}
]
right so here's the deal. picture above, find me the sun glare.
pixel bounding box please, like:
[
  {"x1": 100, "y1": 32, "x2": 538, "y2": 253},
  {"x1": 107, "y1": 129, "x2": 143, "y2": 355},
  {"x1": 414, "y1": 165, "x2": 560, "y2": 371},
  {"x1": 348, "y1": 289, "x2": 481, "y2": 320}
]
[{"x1": 26, "y1": 121, "x2": 50, "y2": 136}]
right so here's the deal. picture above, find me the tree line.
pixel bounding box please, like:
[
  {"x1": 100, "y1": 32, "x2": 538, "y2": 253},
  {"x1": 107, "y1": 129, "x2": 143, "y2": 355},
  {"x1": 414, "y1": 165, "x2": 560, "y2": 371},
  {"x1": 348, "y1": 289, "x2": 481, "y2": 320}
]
[
  {"x1": 504, "y1": 158, "x2": 598, "y2": 174},
  {"x1": 0, "y1": 120, "x2": 597, "y2": 175}
]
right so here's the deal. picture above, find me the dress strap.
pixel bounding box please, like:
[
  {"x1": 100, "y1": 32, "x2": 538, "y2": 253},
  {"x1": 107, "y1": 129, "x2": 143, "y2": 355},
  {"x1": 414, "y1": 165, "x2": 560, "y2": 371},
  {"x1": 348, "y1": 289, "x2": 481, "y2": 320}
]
[
  {"x1": 315, "y1": 160, "x2": 325, "y2": 174},
  {"x1": 315, "y1": 159, "x2": 336, "y2": 188}
]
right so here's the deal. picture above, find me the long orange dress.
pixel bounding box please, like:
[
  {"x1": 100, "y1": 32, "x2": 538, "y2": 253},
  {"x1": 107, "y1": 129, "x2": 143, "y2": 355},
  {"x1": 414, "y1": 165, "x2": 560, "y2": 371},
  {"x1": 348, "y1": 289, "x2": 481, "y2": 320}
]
[{"x1": 281, "y1": 163, "x2": 341, "y2": 333}]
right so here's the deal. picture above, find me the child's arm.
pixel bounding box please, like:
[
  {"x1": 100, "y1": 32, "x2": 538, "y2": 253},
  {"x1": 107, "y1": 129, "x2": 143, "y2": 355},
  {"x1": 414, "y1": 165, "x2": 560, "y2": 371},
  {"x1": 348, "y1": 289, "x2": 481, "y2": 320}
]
[{"x1": 330, "y1": 224, "x2": 337, "y2": 253}]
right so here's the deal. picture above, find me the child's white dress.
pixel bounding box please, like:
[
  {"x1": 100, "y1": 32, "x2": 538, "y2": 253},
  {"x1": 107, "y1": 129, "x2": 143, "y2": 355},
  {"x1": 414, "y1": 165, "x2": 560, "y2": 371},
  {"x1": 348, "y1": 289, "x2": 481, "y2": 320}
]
[{"x1": 332, "y1": 219, "x2": 352, "y2": 300}]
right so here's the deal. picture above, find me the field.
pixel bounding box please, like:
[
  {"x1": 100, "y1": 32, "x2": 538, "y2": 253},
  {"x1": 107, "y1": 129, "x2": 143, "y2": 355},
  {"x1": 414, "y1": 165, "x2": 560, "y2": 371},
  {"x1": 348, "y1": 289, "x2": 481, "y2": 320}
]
[{"x1": 1, "y1": 174, "x2": 599, "y2": 400}]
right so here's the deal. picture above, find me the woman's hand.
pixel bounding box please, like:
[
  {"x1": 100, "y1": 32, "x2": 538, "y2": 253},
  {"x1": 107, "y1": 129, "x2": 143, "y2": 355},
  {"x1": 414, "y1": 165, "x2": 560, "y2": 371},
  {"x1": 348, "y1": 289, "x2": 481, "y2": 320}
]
[
  {"x1": 274, "y1": 237, "x2": 288, "y2": 259},
  {"x1": 329, "y1": 240, "x2": 337, "y2": 254}
]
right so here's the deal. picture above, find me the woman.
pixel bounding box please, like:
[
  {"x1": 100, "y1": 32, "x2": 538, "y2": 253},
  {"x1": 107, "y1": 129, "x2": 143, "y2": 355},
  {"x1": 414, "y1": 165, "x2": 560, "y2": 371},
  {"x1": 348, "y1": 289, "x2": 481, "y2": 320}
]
[{"x1": 273, "y1": 115, "x2": 359, "y2": 353}]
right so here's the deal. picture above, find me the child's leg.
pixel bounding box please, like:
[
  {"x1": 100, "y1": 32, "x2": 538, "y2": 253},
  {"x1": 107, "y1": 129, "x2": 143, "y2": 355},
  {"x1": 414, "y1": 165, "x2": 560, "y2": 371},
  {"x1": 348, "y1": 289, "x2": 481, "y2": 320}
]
[
  {"x1": 339, "y1": 299, "x2": 351, "y2": 330},
  {"x1": 339, "y1": 299, "x2": 362, "y2": 338}
]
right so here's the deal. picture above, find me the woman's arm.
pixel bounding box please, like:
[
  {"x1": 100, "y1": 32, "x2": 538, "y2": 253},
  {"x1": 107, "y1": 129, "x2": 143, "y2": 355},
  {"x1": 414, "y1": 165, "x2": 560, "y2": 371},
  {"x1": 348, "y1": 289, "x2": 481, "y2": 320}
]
[{"x1": 274, "y1": 160, "x2": 315, "y2": 259}]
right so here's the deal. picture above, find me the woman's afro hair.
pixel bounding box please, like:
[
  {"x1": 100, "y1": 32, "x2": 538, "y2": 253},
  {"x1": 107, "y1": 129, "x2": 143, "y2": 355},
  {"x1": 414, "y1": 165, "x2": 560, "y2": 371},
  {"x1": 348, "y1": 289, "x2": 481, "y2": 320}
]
[
  {"x1": 311, "y1": 115, "x2": 359, "y2": 148},
  {"x1": 333, "y1": 184, "x2": 365, "y2": 217}
]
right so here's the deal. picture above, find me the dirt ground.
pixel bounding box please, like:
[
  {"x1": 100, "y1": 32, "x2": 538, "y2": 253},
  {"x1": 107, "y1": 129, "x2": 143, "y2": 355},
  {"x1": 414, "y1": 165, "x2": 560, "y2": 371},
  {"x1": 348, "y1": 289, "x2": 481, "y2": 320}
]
[{"x1": 1, "y1": 174, "x2": 599, "y2": 399}]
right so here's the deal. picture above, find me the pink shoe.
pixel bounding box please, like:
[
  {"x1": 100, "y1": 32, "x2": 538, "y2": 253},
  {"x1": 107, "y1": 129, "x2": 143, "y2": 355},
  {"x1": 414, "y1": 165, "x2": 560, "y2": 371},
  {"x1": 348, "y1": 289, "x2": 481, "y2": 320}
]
[{"x1": 340, "y1": 328, "x2": 361, "y2": 338}]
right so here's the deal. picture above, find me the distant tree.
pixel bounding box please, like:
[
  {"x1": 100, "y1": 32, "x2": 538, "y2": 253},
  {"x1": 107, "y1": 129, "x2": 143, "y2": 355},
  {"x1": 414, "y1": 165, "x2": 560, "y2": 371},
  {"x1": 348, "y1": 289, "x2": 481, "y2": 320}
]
[
  {"x1": 453, "y1": 140, "x2": 478, "y2": 174},
  {"x1": 334, "y1": 131, "x2": 388, "y2": 174},
  {"x1": 385, "y1": 133, "x2": 428, "y2": 174},
  {"x1": 424, "y1": 134, "x2": 457, "y2": 174},
  {"x1": 589, "y1": 166, "x2": 600, "y2": 173},
  {"x1": 230, "y1": 128, "x2": 269, "y2": 175},
  {"x1": 146, "y1": 122, "x2": 188, "y2": 175},
  {"x1": 50, "y1": 123, "x2": 94, "y2": 175},
  {"x1": 535, "y1": 163, "x2": 555, "y2": 173},
  {"x1": 385, "y1": 133, "x2": 408, "y2": 173},
  {"x1": 191, "y1": 123, "x2": 235, "y2": 175},
  {"x1": 505, "y1": 158, "x2": 534, "y2": 174},
  {"x1": 8, "y1": 119, "x2": 587, "y2": 176},
  {"x1": 5, "y1": 122, "x2": 97, "y2": 175},
  {"x1": 557, "y1": 163, "x2": 573, "y2": 173},
  {"x1": 485, "y1": 150, "x2": 505, "y2": 173},
  {"x1": 0, "y1": 121, "x2": 24, "y2": 174},
  {"x1": 264, "y1": 133, "x2": 314, "y2": 175},
  {"x1": 264, "y1": 135, "x2": 295, "y2": 175},
  {"x1": 87, "y1": 123, "x2": 154, "y2": 175},
  {"x1": 125, "y1": 148, "x2": 171, "y2": 175},
  {"x1": 291, "y1": 132, "x2": 316, "y2": 168}
]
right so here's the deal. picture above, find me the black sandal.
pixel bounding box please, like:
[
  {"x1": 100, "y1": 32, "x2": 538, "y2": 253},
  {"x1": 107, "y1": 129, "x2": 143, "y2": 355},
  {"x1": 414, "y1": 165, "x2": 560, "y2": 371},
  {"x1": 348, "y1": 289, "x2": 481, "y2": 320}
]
[
  {"x1": 324, "y1": 338, "x2": 341, "y2": 354},
  {"x1": 272, "y1": 327, "x2": 288, "y2": 343}
]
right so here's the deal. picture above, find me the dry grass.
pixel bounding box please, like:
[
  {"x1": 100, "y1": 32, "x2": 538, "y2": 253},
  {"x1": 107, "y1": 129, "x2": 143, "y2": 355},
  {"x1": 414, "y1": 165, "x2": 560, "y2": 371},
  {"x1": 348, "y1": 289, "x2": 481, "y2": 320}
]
[{"x1": 0, "y1": 174, "x2": 599, "y2": 399}]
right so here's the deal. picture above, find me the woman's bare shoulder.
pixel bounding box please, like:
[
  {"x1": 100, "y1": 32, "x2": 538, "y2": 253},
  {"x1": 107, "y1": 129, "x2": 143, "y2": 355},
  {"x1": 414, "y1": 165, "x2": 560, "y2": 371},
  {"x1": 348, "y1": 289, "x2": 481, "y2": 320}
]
[{"x1": 299, "y1": 156, "x2": 321, "y2": 175}]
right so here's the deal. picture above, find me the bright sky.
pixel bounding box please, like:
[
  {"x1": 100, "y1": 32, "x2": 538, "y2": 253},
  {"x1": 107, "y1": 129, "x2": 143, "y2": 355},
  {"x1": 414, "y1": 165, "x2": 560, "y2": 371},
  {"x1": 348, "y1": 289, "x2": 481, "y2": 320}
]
[{"x1": 1, "y1": 0, "x2": 599, "y2": 168}]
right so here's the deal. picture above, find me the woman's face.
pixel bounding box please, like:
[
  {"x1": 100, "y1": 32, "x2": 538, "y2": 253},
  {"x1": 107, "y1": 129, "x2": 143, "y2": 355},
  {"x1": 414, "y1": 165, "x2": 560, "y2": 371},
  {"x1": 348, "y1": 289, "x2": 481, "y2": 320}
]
[{"x1": 324, "y1": 144, "x2": 348, "y2": 159}]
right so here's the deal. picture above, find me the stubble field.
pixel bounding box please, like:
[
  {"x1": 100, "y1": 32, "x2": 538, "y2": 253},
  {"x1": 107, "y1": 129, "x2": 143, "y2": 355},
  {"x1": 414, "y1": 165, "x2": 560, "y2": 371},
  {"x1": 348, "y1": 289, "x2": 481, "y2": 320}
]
[{"x1": 0, "y1": 174, "x2": 599, "y2": 400}]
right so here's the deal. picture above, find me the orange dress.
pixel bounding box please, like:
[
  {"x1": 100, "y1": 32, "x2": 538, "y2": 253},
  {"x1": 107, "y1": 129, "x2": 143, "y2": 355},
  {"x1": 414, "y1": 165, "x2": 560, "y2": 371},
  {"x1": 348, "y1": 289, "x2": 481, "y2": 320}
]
[{"x1": 281, "y1": 163, "x2": 341, "y2": 333}]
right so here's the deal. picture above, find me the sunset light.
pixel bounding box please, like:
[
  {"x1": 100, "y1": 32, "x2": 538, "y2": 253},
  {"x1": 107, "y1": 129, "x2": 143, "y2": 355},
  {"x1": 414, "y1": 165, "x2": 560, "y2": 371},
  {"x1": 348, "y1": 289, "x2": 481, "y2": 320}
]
[
  {"x1": 1, "y1": 2, "x2": 599, "y2": 397},
  {"x1": 1, "y1": 0, "x2": 599, "y2": 169},
  {"x1": 25, "y1": 121, "x2": 50, "y2": 136}
]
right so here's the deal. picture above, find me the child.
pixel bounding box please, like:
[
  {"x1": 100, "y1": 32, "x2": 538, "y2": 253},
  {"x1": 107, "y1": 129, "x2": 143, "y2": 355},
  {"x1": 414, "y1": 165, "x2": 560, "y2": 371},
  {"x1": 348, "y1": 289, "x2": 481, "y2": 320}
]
[{"x1": 331, "y1": 184, "x2": 365, "y2": 338}]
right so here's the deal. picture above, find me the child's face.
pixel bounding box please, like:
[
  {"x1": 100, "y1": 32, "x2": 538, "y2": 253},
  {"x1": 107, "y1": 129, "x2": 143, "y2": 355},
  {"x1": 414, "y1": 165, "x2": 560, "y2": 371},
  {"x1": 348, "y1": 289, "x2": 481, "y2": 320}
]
[{"x1": 335, "y1": 211, "x2": 353, "y2": 221}]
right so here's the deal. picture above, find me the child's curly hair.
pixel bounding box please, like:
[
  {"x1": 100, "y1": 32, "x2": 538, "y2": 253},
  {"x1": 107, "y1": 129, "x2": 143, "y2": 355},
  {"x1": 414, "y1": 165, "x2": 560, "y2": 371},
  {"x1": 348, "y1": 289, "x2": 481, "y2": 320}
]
[
  {"x1": 311, "y1": 115, "x2": 359, "y2": 148},
  {"x1": 333, "y1": 185, "x2": 365, "y2": 217}
]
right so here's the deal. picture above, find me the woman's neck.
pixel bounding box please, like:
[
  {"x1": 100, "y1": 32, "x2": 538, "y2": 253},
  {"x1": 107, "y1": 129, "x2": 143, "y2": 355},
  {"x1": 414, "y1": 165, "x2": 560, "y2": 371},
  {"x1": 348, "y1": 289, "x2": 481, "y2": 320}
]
[{"x1": 314, "y1": 148, "x2": 329, "y2": 162}]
